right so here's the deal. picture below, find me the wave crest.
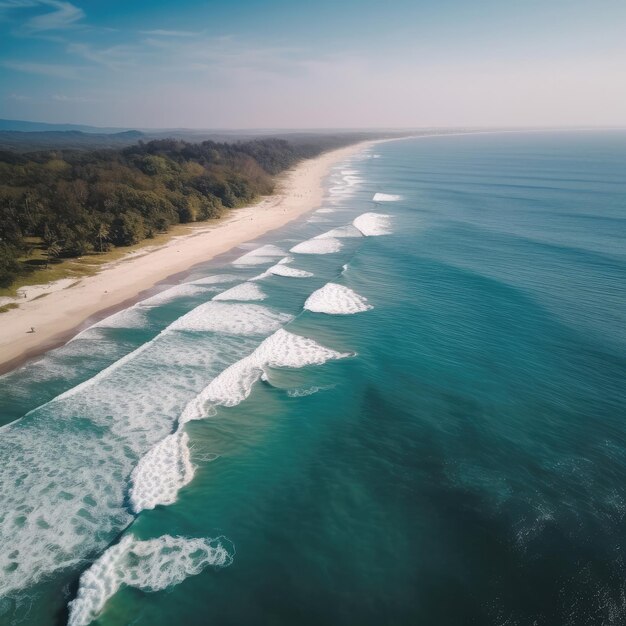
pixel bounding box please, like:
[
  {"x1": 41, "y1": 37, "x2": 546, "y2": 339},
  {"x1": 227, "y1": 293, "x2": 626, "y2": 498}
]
[
  {"x1": 129, "y1": 431, "x2": 194, "y2": 513},
  {"x1": 179, "y1": 329, "x2": 350, "y2": 422},
  {"x1": 67, "y1": 534, "x2": 234, "y2": 626},
  {"x1": 304, "y1": 283, "x2": 373, "y2": 315},
  {"x1": 213, "y1": 282, "x2": 266, "y2": 301},
  {"x1": 353, "y1": 212, "x2": 392, "y2": 236},
  {"x1": 290, "y1": 238, "x2": 342, "y2": 254}
]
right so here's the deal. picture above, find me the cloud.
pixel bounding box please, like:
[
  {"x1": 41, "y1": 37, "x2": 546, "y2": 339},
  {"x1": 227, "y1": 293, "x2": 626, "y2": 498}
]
[
  {"x1": 2, "y1": 60, "x2": 80, "y2": 78},
  {"x1": 27, "y1": 0, "x2": 83, "y2": 31},
  {"x1": 5, "y1": 92, "x2": 33, "y2": 101},
  {"x1": 139, "y1": 29, "x2": 200, "y2": 37},
  {"x1": 0, "y1": 0, "x2": 84, "y2": 31},
  {"x1": 52, "y1": 93, "x2": 94, "y2": 102},
  {"x1": 66, "y1": 42, "x2": 136, "y2": 70},
  {"x1": 142, "y1": 35, "x2": 317, "y2": 80}
]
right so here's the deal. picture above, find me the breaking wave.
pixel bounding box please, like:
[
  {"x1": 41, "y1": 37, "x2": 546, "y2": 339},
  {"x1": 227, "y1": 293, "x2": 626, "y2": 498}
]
[
  {"x1": 268, "y1": 264, "x2": 314, "y2": 278},
  {"x1": 179, "y1": 329, "x2": 351, "y2": 423},
  {"x1": 304, "y1": 283, "x2": 373, "y2": 315},
  {"x1": 290, "y1": 238, "x2": 343, "y2": 255},
  {"x1": 213, "y1": 282, "x2": 266, "y2": 301},
  {"x1": 67, "y1": 534, "x2": 234, "y2": 626},
  {"x1": 138, "y1": 284, "x2": 209, "y2": 307},
  {"x1": 167, "y1": 302, "x2": 292, "y2": 335},
  {"x1": 353, "y1": 212, "x2": 392, "y2": 236},
  {"x1": 129, "y1": 431, "x2": 194, "y2": 513},
  {"x1": 233, "y1": 244, "x2": 285, "y2": 265}
]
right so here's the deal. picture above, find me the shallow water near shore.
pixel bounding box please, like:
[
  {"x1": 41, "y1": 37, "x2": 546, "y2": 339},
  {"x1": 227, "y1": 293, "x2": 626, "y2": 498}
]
[{"x1": 1, "y1": 131, "x2": 626, "y2": 625}]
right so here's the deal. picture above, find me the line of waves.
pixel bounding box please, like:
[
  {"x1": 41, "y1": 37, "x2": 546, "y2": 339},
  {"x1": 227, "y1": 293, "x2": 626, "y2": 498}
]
[{"x1": 1, "y1": 197, "x2": 392, "y2": 623}]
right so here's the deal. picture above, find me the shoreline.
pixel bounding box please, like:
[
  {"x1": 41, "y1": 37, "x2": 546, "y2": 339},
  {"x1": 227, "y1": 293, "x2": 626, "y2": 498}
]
[{"x1": 0, "y1": 140, "x2": 373, "y2": 375}]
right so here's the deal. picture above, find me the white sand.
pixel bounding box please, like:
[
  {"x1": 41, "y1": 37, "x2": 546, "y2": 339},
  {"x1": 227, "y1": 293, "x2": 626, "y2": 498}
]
[{"x1": 0, "y1": 141, "x2": 372, "y2": 372}]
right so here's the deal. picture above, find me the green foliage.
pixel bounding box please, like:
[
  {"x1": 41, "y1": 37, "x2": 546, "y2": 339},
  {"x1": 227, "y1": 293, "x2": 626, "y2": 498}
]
[
  {"x1": 110, "y1": 211, "x2": 146, "y2": 246},
  {"x1": 0, "y1": 242, "x2": 21, "y2": 287},
  {"x1": 0, "y1": 135, "x2": 354, "y2": 289}
]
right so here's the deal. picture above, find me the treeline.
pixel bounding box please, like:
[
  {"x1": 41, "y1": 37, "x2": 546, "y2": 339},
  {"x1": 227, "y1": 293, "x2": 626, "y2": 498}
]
[{"x1": 0, "y1": 135, "x2": 359, "y2": 288}]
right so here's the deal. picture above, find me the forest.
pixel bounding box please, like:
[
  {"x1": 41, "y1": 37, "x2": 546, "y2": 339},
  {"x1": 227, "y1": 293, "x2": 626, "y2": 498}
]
[{"x1": 0, "y1": 134, "x2": 363, "y2": 289}]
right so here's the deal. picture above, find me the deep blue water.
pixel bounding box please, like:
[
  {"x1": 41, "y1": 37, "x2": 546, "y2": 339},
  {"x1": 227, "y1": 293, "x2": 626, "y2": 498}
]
[{"x1": 0, "y1": 131, "x2": 625, "y2": 626}]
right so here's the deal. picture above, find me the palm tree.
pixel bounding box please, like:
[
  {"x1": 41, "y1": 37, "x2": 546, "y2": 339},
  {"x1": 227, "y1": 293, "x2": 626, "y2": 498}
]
[
  {"x1": 43, "y1": 226, "x2": 61, "y2": 268},
  {"x1": 96, "y1": 222, "x2": 110, "y2": 253},
  {"x1": 45, "y1": 241, "x2": 61, "y2": 268}
]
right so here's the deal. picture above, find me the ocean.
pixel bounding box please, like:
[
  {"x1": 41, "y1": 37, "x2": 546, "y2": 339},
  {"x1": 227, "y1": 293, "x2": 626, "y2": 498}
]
[{"x1": 0, "y1": 131, "x2": 625, "y2": 626}]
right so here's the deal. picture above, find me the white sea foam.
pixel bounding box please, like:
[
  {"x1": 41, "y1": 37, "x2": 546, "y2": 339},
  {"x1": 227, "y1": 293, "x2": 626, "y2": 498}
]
[
  {"x1": 138, "y1": 284, "x2": 208, "y2": 307},
  {"x1": 353, "y1": 212, "x2": 392, "y2": 236},
  {"x1": 287, "y1": 384, "x2": 334, "y2": 398},
  {"x1": 213, "y1": 282, "x2": 266, "y2": 301},
  {"x1": 233, "y1": 244, "x2": 285, "y2": 266},
  {"x1": 129, "y1": 431, "x2": 194, "y2": 513},
  {"x1": 43, "y1": 303, "x2": 275, "y2": 404},
  {"x1": 304, "y1": 283, "x2": 373, "y2": 315},
  {"x1": 189, "y1": 274, "x2": 240, "y2": 285},
  {"x1": 90, "y1": 306, "x2": 148, "y2": 330},
  {"x1": 316, "y1": 208, "x2": 335, "y2": 214},
  {"x1": 314, "y1": 225, "x2": 363, "y2": 239},
  {"x1": 328, "y1": 185, "x2": 346, "y2": 196},
  {"x1": 0, "y1": 263, "x2": 323, "y2": 599},
  {"x1": 373, "y1": 192, "x2": 401, "y2": 202},
  {"x1": 268, "y1": 265, "x2": 314, "y2": 278},
  {"x1": 250, "y1": 257, "x2": 313, "y2": 280},
  {"x1": 51, "y1": 335, "x2": 160, "y2": 401},
  {"x1": 179, "y1": 329, "x2": 350, "y2": 422},
  {"x1": 168, "y1": 302, "x2": 291, "y2": 335},
  {"x1": 339, "y1": 169, "x2": 363, "y2": 187},
  {"x1": 67, "y1": 534, "x2": 233, "y2": 626},
  {"x1": 290, "y1": 238, "x2": 343, "y2": 255},
  {"x1": 0, "y1": 319, "x2": 255, "y2": 596}
]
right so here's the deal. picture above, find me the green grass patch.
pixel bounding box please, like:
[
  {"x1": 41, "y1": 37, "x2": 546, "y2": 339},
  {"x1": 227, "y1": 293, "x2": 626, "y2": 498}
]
[{"x1": 0, "y1": 218, "x2": 228, "y2": 299}]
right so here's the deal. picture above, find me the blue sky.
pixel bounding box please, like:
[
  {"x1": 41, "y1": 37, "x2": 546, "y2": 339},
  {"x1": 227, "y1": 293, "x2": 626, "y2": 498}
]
[{"x1": 1, "y1": 0, "x2": 625, "y2": 128}]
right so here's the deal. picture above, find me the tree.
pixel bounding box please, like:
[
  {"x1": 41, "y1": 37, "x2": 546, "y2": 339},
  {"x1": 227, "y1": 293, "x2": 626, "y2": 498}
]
[
  {"x1": 110, "y1": 211, "x2": 146, "y2": 246},
  {"x1": 45, "y1": 241, "x2": 61, "y2": 268},
  {"x1": 95, "y1": 222, "x2": 110, "y2": 253},
  {"x1": 43, "y1": 226, "x2": 60, "y2": 268},
  {"x1": 0, "y1": 242, "x2": 21, "y2": 288}
]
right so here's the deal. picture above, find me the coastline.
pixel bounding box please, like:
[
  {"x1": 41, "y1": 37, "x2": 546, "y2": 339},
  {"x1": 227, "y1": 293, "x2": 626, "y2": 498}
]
[{"x1": 0, "y1": 140, "x2": 373, "y2": 375}]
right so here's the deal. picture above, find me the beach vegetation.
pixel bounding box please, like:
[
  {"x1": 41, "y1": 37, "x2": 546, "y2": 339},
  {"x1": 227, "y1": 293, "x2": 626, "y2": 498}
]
[{"x1": 0, "y1": 135, "x2": 356, "y2": 289}]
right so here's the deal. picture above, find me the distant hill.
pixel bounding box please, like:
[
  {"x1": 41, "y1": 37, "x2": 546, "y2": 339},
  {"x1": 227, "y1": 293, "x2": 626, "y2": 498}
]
[
  {"x1": 0, "y1": 129, "x2": 144, "y2": 151},
  {"x1": 0, "y1": 118, "x2": 405, "y2": 152},
  {"x1": 0, "y1": 119, "x2": 131, "y2": 133}
]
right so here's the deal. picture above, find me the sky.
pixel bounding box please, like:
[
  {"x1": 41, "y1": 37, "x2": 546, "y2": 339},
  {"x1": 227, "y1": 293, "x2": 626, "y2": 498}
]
[{"x1": 1, "y1": 0, "x2": 626, "y2": 129}]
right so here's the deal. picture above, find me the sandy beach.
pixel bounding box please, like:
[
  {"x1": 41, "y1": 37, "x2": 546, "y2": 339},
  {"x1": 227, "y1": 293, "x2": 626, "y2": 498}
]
[{"x1": 0, "y1": 141, "x2": 371, "y2": 374}]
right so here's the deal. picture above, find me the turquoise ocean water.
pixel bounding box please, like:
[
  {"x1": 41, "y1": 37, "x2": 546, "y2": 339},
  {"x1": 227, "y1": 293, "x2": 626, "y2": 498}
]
[{"x1": 1, "y1": 131, "x2": 625, "y2": 625}]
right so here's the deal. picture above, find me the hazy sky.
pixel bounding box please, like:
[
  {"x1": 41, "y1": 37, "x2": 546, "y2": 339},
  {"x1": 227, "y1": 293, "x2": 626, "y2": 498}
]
[{"x1": 1, "y1": 0, "x2": 626, "y2": 129}]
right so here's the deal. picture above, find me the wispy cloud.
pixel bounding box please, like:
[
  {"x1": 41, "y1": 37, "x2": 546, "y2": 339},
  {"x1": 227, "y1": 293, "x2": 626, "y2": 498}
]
[
  {"x1": 0, "y1": 0, "x2": 84, "y2": 31},
  {"x1": 139, "y1": 29, "x2": 200, "y2": 37},
  {"x1": 52, "y1": 93, "x2": 94, "y2": 102},
  {"x1": 66, "y1": 42, "x2": 136, "y2": 70},
  {"x1": 2, "y1": 59, "x2": 80, "y2": 78},
  {"x1": 5, "y1": 92, "x2": 34, "y2": 101},
  {"x1": 142, "y1": 35, "x2": 316, "y2": 80},
  {"x1": 27, "y1": 0, "x2": 83, "y2": 31}
]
